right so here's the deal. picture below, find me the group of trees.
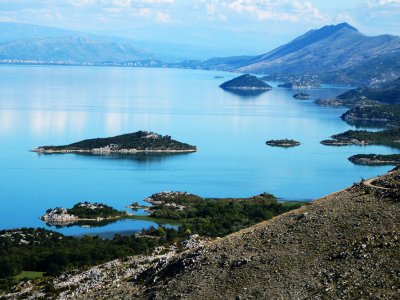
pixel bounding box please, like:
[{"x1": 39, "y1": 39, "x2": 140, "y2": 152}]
[
  {"x1": 0, "y1": 194, "x2": 302, "y2": 281},
  {"x1": 0, "y1": 227, "x2": 179, "y2": 280},
  {"x1": 150, "y1": 193, "x2": 302, "y2": 237}
]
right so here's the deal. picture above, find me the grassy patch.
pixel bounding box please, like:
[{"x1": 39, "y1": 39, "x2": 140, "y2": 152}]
[{"x1": 14, "y1": 271, "x2": 44, "y2": 281}]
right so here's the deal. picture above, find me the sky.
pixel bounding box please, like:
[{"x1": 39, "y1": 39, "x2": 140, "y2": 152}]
[{"x1": 0, "y1": 0, "x2": 399, "y2": 57}]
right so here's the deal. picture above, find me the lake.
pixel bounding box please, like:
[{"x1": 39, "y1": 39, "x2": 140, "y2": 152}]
[{"x1": 0, "y1": 65, "x2": 396, "y2": 236}]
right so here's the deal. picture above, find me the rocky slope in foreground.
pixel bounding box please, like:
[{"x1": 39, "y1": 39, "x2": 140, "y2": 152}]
[{"x1": 62, "y1": 168, "x2": 400, "y2": 299}]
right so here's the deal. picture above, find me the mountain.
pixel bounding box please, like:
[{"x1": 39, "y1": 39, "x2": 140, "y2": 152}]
[
  {"x1": 235, "y1": 23, "x2": 400, "y2": 85},
  {"x1": 0, "y1": 22, "x2": 76, "y2": 43},
  {"x1": 0, "y1": 36, "x2": 154, "y2": 63},
  {"x1": 0, "y1": 22, "x2": 155, "y2": 64}
]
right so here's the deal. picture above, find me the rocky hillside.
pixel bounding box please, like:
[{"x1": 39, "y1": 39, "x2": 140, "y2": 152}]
[
  {"x1": 5, "y1": 169, "x2": 399, "y2": 299},
  {"x1": 134, "y1": 168, "x2": 400, "y2": 299}
]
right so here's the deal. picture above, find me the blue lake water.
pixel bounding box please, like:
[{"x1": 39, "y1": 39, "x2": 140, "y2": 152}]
[{"x1": 0, "y1": 65, "x2": 397, "y2": 236}]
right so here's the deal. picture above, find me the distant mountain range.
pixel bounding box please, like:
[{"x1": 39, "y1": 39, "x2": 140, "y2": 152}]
[
  {"x1": 1, "y1": 22, "x2": 400, "y2": 86},
  {"x1": 193, "y1": 23, "x2": 400, "y2": 86}
]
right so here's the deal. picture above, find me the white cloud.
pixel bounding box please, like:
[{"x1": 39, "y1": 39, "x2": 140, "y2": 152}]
[
  {"x1": 367, "y1": 0, "x2": 400, "y2": 7},
  {"x1": 198, "y1": 0, "x2": 328, "y2": 22},
  {"x1": 155, "y1": 11, "x2": 172, "y2": 23}
]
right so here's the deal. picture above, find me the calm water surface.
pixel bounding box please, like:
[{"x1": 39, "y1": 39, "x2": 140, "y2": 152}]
[{"x1": 0, "y1": 65, "x2": 396, "y2": 235}]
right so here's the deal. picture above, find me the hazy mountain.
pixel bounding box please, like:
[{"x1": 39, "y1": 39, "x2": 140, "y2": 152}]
[
  {"x1": 234, "y1": 23, "x2": 400, "y2": 85},
  {"x1": 0, "y1": 36, "x2": 155, "y2": 63},
  {"x1": 0, "y1": 22, "x2": 77, "y2": 43},
  {"x1": 0, "y1": 22, "x2": 157, "y2": 63}
]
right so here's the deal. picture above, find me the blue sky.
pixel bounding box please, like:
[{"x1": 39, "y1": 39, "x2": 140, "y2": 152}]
[{"x1": 0, "y1": 0, "x2": 399, "y2": 56}]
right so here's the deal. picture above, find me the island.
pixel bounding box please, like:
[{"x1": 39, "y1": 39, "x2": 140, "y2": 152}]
[
  {"x1": 266, "y1": 139, "x2": 300, "y2": 148},
  {"x1": 341, "y1": 104, "x2": 400, "y2": 127},
  {"x1": 41, "y1": 202, "x2": 130, "y2": 226},
  {"x1": 320, "y1": 128, "x2": 400, "y2": 147},
  {"x1": 219, "y1": 74, "x2": 272, "y2": 91},
  {"x1": 293, "y1": 93, "x2": 311, "y2": 100},
  {"x1": 31, "y1": 131, "x2": 197, "y2": 154},
  {"x1": 349, "y1": 154, "x2": 400, "y2": 166}
]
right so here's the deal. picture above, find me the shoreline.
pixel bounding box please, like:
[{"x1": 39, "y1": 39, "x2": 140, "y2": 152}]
[{"x1": 31, "y1": 148, "x2": 197, "y2": 154}]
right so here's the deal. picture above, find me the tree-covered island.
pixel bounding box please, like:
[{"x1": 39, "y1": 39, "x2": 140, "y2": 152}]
[
  {"x1": 349, "y1": 154, "x2": 400, "y2": 166},
  {"x1": 220, "y1": 74, "x2": 272, "y2": 90},
  {"x1": 31, "y1": 131, "x2": 197, "y2": 154},
  {"x1": 320, "y1": 128, "x2": 400, "y2": 147}
]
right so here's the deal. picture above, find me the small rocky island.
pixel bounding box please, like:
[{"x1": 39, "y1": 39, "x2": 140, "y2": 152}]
[
  {"x1": 349, "y1": 154, "x2": 400, "y2": 166},
  {"x1": 41, "y1": 202, "x2": 129, "y2": 226},
  {"x1": 265, "y1": 139, "x2": 300, "y2": 148},
  {"x1": 293, "y1": 93, "x2": 311, "y2": 100},
  {"x1": 220, "y1": 74, "x2": 272, "y2": 91},
  {"x1": 31, "y1": 131, "x2": 197, "y2": 154}
]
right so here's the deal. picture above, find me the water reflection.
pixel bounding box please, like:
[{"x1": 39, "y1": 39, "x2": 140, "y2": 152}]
[
  {"x1": 34, "y1": 152, "x2": 193, "y2": 164},
  {"x1": 221, "y1": 88, "x2": 270, "y2": 99}
]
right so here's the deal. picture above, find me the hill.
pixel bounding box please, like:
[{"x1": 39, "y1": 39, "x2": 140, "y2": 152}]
[
  {"x1": 235, "y1": 23, "x2": 400, "y2": 86},
  {"x1": 135, "y1": 168, "x2": 400, "y2": 299},
  {"x1": 219, "y1": 74, "x2": 272, "y2": 90},
  {"x1": 49, "y1": 168, "x2": 400, "y2": 299}
]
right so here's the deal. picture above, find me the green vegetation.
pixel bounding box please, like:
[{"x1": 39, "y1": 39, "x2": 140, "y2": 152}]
[
  {"x1": 341, "y1": 104, "x2": 400, "y2": 127},
  {"x1": 266, "y1": 139, "x2": 300, "y2": 148},
  {"x1": 0, "y1": 227, "x2": 179, "y2": 280},
  {"x1": 66, "y1": 202, "x2": 125, "y2": 219},
  {"x1": 0, "y1": 193, "x2": 303, "y2": 282},
  {"x1": 146, "y1": 192, "x2": 303, "y2": 237},
  {"x1": 14, "y1": 271, "x2": 44, "y2": 281},
  {"x1": 333, "y1": 128, "x2": 400, "y2": 143},
  {"x1": 220, "y1": 74, "x2": 272, "y2": 90},
  {"x1": 321, "y1": 128, "x2": 400, "y2": 148},
  {"x1": 34, "y1": 131, "x2": 197, "y2": 152}
]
